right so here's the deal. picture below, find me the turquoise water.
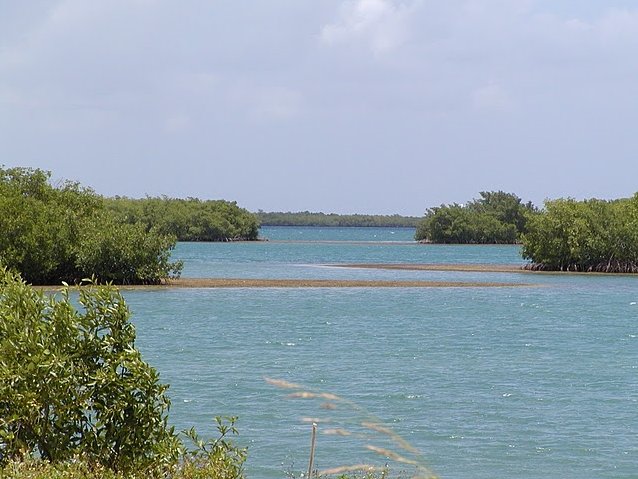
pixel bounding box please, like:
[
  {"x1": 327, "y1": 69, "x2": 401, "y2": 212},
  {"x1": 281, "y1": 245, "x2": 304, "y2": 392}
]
[{"x1": 125, "y1": 227, "x2": 637, "y2": 478}]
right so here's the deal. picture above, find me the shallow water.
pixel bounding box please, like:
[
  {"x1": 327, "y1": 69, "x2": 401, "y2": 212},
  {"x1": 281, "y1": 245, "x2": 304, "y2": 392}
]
[{"x1": 125, "y1": 227, "x2": 638, "y2": 478}]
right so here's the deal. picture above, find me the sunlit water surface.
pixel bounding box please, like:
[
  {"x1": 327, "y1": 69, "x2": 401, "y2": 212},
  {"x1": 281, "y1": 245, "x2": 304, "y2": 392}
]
[{"x1": 123, "y1": 227, "x2": 637, "y2": 478}]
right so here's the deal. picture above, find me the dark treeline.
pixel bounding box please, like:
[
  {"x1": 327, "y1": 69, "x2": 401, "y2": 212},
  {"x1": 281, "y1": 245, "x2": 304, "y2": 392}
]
[
  {"x1": 0, "y1": 167, "x2": 182, "y2": 285},
  {"x1": 417, "y1": 190, "x2": 638, "y2": 273},
  {"x1": 415, "y1": 191, "x2": 536, "y2": 244},
  {"x1": 257, "y1": 211, "x2": 420, "y2": 227},
  {"x1": 106, "y1": 197, "x2": 259, "y2": 242},
  {"x1": 522, "y1": 194, "x2": 638, "y2": 273}
]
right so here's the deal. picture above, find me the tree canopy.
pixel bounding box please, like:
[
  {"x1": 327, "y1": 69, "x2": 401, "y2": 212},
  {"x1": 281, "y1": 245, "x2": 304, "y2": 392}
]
[
  {"x1": 415, "y1": 191, "x2": 536, "y2": 244},
  {"x1": 522, "y1": 194, "x2": 638, "y2": 272},
  {"x1": 105, "y1": 197, "x2": 259, "y2": 242},
  {"x1": 0, "y1": 167, "x2": 182, "y2": 285}
]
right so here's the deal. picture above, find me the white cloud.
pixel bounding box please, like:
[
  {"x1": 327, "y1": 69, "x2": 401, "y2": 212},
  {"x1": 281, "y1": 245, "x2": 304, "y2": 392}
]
[{"x1": 320, "y1": 0, "x2": 418, "y2": 55}]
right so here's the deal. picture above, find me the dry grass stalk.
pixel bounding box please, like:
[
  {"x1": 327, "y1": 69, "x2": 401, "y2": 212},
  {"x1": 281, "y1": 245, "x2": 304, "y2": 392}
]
[
  {"x1": 264, "y1": 377, "x2": 305, "y2": 389},
  {"x1": 365, "y1": 445, "x2": 418, "y2": 466},
  {"x1": 266, "y1": 377, "x2": 438, "y2": 478},
  {"x1": 361, "y1": 421, "x2": 394, "y2": 435},
  {"x1": 362, "y1": 422, "x2": 420, "y2": 454},
  {"x1": 308, "y1": 422, "x2": 317, "y2": 479},
  {"x1": 318, "y1": 464, "x2": 381, "y2": 475},
  {"x1": 323, "y1": 428, "x2": 352, "y2": 436},
  {"x1": 287, "y1": 391, "x2": 341, "y2": 401},
  {"x1": 287, "y1": 391, "x2": 318, "y2": 399}
]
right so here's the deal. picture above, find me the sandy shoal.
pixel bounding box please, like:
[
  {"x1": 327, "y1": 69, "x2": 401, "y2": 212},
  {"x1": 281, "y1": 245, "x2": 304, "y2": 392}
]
[
  {"x1": 328, "y1": 263, "x2": 527, "y2": 273},
  {"x1": 35, "y1": 264, "x2": 543, "y2": 290},
  {"x1": 160, "y1": 278, "x2": 530, "y2": 288}
]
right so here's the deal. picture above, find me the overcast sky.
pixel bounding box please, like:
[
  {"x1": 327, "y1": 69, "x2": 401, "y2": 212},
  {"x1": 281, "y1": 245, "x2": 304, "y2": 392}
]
[{"x1": 1, "y1": 1, "x2": 637, "y2": 215}]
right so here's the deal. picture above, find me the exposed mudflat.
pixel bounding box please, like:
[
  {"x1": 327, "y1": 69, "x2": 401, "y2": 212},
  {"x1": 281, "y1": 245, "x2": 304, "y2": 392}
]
[
  {"x1": 330, "y1": 263, "x2": 527, "y2": 273},
  {"x1": 35, "y1": 264, "x2": 549, "y2": 290},
  {"x1": 161, "y1": 277, "x2": 530, "y2": 288}
]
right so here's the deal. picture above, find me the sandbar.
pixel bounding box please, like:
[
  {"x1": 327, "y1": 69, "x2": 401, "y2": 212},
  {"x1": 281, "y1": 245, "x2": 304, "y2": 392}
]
[
  {"x1": 160, "y1": 278, "x2": 530, "y2": 288},
  {"x1": 329, "y1": 263, "x2": 527, "y2": 273}
]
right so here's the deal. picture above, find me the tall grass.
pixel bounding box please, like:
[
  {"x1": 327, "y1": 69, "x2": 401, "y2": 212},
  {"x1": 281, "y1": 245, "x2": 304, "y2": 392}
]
[{"x1": 265, "y1": 378, "x2": 438, "y2": 479}]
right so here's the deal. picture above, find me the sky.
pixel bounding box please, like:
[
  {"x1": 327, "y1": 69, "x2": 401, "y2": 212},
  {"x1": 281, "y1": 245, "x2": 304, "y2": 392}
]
[{"x1": 1, "y1": 1, "x2": 638, "y2": 215}]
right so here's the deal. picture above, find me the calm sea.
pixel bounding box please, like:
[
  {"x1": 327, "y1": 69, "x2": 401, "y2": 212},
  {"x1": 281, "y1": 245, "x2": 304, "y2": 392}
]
[{"x1": 123, "y1": 227, "x2": 637, "y2": 478}]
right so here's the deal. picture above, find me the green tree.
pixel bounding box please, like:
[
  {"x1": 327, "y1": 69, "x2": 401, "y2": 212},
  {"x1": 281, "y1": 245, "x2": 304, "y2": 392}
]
[
  {"x1": 0, "y1": 167, "x2": 181, "y2": 285},
  {"x1": 0, "y1": 268, "x2": 181, "y2": 473},
  {"x1": 415, "y1": 191, "x2": 535, "y2": 244},
  {"x1": 522, "y1": 194, "x2": 638, "y2": 272},
  {"x1": 106, "y1": 197, "x2": 260, "y2": 242}
]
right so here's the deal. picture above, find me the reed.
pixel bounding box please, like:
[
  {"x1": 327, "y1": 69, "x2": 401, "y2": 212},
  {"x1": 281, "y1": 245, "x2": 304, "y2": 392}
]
[
  {"x1": 265, "y1": 377, "x2": 438, "y2": 479},
  {"x1": 318, "y1": 464, "x2": 384, "y2": 476}
]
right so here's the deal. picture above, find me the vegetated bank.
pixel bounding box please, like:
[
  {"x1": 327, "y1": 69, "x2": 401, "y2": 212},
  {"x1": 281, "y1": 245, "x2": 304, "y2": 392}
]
[
  {"x1": 0, "y1": 167, "x2": 260, "y2": 285},
  {"x1": 415, "y1": 191, "x2": 536, "y2": 244},
  {"x1": 257, "y1": 210, "x2": 420, "y2": 227},
  {"x1": 0, "y1": 167, "x2": 182, "y2": 285},
  {"x1": 106, "y1": 196, "x2": 259, "y2": 242},
  {"x1": 522, "y1": 194, "x2": 638, "y2": 273},
  {"x1": 0, "y1": 267, "x2": 246, "y2": 479}
]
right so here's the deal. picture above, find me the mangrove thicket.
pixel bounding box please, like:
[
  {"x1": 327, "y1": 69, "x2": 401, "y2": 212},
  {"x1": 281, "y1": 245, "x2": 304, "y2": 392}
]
[
  {"x1": 522, "y1": 194, "x2": 638, "y2": 272},
  {"x1": 415, "y1": 191, "x2": 536, "y2": 244},
  {"x1": 106, "y1": 197, "x2": 259, "y2": 242},
  {"x1": 0, "y1": 167, "x2": 182, "y2": 285}
]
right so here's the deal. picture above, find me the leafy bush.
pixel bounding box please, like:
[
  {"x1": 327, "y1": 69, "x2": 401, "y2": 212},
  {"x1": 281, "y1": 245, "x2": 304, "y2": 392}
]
[
  {"x1": 0, "y1": 167, "x2": 181, "y2": 284},
  {"x1": 415, "y1": 191, "x2": 535, "y2": 244},
  {"x1": 74, "y1": 213, "x2": 182, "y2": 284},
  {"x1": 0, "y1": 269, "x2": 247, "y2": 478},
  {"x1": 106, "y1": 196, "x2": 260, "y2": 242},
  {"x1": 177, "y1": 417, "x2": 246, "y2": 479},
  {"x1": 0, "y1": 267, "x2": 181, "y2": 473},
  {"x1": 522, "y1": 194, "x2": 638, "y2": 272}
]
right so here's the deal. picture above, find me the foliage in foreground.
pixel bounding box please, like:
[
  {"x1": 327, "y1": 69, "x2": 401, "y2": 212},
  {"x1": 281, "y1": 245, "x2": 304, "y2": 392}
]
[
  {"x1": 522, "y1": 194, "x2": 638, "y2": 272},
  {"x1": 0, "y1": 268, "x2": 246, "y2": 478},
  {"x1": 106, "y1": 197, "x2": 259, "y2": 242},
  {"x1": 0, "y1": 268, "x2": 180, "y2": 472},
  {"x1": 415, "y1": 191, "x2": 536, "y2": 244},
  {"x1": 0, "y1": 167, "x2": 182, "y2": 285}
]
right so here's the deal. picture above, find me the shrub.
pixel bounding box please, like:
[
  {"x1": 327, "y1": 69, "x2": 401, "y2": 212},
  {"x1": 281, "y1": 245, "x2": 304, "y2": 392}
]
[
  {"x1": 0, "y1": 267, "x2": 181, "y2": 474},
  {"x1": 0, "y1": 167, "x2": 182, "y2": 284},
  {"x1": 522, "y1": 194, "x2": 638, "y2": 272},
  {"x1": 415, "y1": 191, "x2": 535, "y2": 244},
  {"x1": 74, "y1": 213, "x2": 182, "y2": 284}
]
